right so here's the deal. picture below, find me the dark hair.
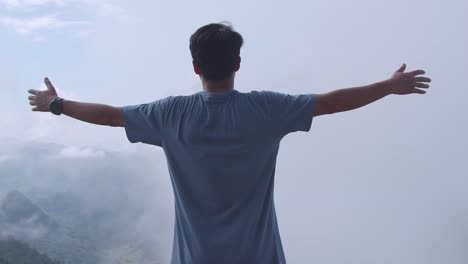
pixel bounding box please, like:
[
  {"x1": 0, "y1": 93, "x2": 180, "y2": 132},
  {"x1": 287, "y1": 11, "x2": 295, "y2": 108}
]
[{"x1": 189, "y1": 22, "x2": 244, "y2": 81}]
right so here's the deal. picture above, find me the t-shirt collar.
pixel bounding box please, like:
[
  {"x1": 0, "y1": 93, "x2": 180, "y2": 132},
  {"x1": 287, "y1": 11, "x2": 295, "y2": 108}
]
[{"x1": 199, "y1": 89, "x2": 236, "y2": 103}]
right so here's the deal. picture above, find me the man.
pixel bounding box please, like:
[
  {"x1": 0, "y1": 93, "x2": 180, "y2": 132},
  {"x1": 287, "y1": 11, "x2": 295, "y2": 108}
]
[{"x1": 27, "y1": 23, "x2": 431, "y2": 264}]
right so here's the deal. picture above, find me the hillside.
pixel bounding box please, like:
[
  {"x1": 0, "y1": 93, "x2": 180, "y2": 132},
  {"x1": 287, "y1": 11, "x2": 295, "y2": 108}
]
[
  {"x1": 0, "y1": 238, "x2": 60, "y2": 264},
  {"x1": 0, "y1": 190, "x2": 56, "y2": 228},
  {"x1": 0, "y1": 191, "x2": 100, "y2": 264}
]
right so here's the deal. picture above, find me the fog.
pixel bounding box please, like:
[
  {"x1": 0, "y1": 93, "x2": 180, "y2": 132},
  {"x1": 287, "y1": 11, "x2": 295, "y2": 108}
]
[{"x1": 0, "y1": 140, "x2": 174, "y2": 263}]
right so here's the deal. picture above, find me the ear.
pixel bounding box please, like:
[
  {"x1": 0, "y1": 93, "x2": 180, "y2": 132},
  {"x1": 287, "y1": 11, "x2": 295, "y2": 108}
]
[
  {"x1": 192, "y1": 61, "x2": 200, "y2": 75},
  {"x1": 234, "y1": 56, "x2": 241, "y2": 72}
]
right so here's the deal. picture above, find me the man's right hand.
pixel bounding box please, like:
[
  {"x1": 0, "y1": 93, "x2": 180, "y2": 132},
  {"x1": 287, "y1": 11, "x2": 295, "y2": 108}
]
[
  {"x1": 388, "y1": 64, "x2": 431, "y2": 95},
  {"x1": 28, "y1": 77, "x2": 59, "y2": 112}
]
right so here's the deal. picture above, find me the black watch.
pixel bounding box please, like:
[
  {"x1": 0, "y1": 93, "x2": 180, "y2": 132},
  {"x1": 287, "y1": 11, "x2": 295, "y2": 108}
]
[{"x1": 49, "y1": 97, "x2": 64, "y2": 115}]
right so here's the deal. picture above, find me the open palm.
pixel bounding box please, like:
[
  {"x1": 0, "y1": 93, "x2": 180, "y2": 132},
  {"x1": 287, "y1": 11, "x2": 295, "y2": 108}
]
[
  {"x1": 28, "y1": 78, "x2": 59, "y2": 112},
  {"x1": 390, "y1": 64, "x2": 431, "y2": 95}
]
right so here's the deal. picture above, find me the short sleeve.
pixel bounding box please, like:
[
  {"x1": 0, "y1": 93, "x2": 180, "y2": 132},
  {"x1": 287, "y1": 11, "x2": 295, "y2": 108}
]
[
  {"x1": 123, "y1": 98, "x2": 169, "y2": 146},
  {"x1": 260, "y1": 91, "x2": 317, "y2": 137}
]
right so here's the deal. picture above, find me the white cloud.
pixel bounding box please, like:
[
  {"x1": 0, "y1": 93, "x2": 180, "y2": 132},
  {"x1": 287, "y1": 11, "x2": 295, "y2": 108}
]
[
  {"x1": 0, "y1": 14, "x2": 89, "y2": 35},
  {"x1": 58, "y1": 146, "x2": 106, "y2": 158},
  {"x1": 0, "y1": 1, "x2": 129, "y2": 40},
  {"x1": 0, "y1": 0, "x2": 66, "y2": 8}
]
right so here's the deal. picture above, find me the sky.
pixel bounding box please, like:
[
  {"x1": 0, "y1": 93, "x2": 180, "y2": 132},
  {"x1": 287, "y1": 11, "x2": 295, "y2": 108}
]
[{"x1": 1, "y1": 0, "x2": 468, "y2": 263}]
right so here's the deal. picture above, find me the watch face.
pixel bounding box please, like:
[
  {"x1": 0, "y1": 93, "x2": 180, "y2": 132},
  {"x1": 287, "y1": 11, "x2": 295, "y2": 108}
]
[{"x1": 50, "y1": 98, "x2": 62, "y2": 115}]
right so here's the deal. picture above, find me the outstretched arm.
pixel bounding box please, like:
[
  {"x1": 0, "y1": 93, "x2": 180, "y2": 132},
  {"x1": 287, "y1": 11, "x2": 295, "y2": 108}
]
[
  {"x1": 314, "y1": 64, "x2": 431, "y2": 116},
  {"x1": 27, "y1": 78, "x2": 124, "y2": 127}
]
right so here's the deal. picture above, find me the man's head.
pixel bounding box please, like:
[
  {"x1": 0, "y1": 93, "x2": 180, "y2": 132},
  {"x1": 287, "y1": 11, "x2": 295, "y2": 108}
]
[{"x1": 190, "y1": 22, "x2": 244, "y2": 81}]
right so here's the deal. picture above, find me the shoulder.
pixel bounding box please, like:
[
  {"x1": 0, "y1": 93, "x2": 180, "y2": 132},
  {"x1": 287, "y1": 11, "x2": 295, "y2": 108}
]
[
  {"x1": 242, "y1": 90, "x2": 292, "y2": 107},
  {"x1": 244, "y1": 90, "x2": 275, "y2": 96},
  {"x1": 246, "y1": 90, "x2": 289, "y2": 99},
  {"x1": 150, "y1": 94, "x2": 197, "y2": 107},
  {"x1": 239, "y1": 90, "x2": 281, "y2": 100},
  {"x1": 153, "y1": 94, "x2": 203, "y2": 116}
]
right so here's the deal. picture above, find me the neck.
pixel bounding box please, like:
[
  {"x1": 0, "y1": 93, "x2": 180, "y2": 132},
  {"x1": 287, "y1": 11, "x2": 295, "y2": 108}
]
[{"x1": 201, "y1": 74, "x2": 235, "y2": 93}]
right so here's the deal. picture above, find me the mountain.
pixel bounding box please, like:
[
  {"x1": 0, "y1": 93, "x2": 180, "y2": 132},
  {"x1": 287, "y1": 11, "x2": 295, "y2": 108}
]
[
  {"x1": 0, "y1": 190, "x2": 165, "y2": 264},
  {"x1": 0, "y1": 237, "x2": 60, "y2": 264},
  {"x1": 0, "y1": 190, "x2": 57, "y2": 241},
  {"x1": 0, "y1": 191, "x2": 100, "y2": 264},
  {"x1": 33, "y1": 191, "x2": 166, "y2": 264},
  {"x1": 0, "y1": 190, "x2": 57, "y2": 228}
]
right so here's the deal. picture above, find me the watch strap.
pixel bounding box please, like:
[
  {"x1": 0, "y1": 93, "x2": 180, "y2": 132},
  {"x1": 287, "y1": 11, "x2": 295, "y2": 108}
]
[{"x1": 49, "y1": 97, "x2": 64, "y2": 115}]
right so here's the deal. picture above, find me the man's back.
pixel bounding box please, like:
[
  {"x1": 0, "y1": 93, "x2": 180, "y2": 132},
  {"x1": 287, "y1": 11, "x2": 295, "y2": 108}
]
[{"x1": 123, "y1": 89, "x2": 316, "y2": 264}]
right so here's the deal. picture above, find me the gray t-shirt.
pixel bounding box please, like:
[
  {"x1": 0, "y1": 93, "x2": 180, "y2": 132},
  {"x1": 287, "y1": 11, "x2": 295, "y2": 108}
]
[{"x1": 123, "y1": 89, "x2": 316, "y2": 264}]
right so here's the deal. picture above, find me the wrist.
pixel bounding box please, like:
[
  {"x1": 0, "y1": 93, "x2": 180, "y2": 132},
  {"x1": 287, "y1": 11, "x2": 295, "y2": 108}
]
[
  {"x1": 49, "y1": 97, "x2": 64, "y2": 115},
  {"x1": 378, "y1": 79, "x2": 395, "y2": 95}
]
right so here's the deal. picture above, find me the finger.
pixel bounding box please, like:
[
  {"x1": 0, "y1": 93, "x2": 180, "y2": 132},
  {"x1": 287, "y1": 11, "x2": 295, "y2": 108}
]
[
  {"x1": 28, "y1": 89, "x2": 39, "y2": 95},
  {"x1": 396, "y1": 63, "x2": 406, "y2": 73},
  {"x1": 44, "y1": 77, "x2": 57, "y2": 94},
  {"x1": 415, "y1": 77, "x2": 431, "y2": 83},
  {"x1": 412, "y1": 88, "x2": 426, "y2": 94},
  {"x1": 409, "y1": 70, "x2": 425, "y2": 76},
  {"x1": 28, "y1": 95, "x2": 36, "y2": 100},
  {"x1": 415, "y1": 82, "x2": 430, "y2": 88},
  {"x1": 29, "y1": 100, "x2": 36, "y2": 106},
  {"x1": 31, "y1": 106, "x2": 40, "y2": 111}
]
